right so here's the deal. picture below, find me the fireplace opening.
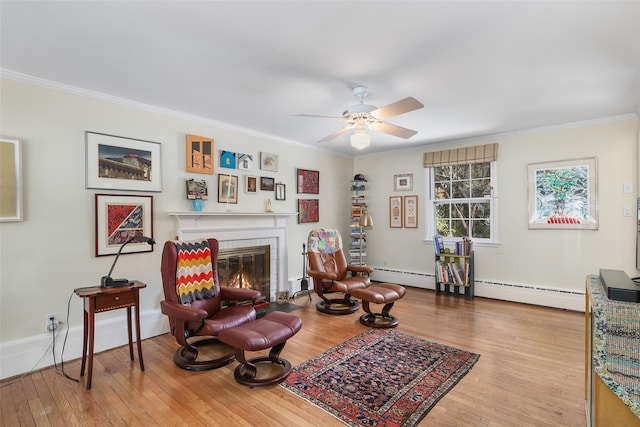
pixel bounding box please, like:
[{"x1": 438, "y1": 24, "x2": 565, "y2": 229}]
[{"x1": 217, "y1": 245, "x2": 270, "y2": 301}]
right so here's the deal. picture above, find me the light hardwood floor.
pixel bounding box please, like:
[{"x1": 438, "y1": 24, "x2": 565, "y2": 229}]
[{"x1": 1, "y1": 286, "x2": 586, "y2": 426}]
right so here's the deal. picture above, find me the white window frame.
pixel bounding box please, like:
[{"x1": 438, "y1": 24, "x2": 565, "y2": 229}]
[{"x1": 424, "y1": 161, "x2": 499, "y2": 246}]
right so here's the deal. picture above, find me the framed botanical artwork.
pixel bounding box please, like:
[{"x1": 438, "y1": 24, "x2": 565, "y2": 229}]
[
  {"x1": 238, "y1": 153, "x2": 253, "y2": 171},
  {"x1": 260, "y1": 152, "x2": 278, "y2": 172},
  {"x1": 260, "y1": 176, "x2": 275, "y2": 191},
  {"x1": 389, "y1": 196, "x2": 402, "y2": 228},
  {"x1": 220, "y1": 150, "x2": 236, "y2": 169},
  {"x1": 404, "y1": 195, "x2": 418, "y2": 228},
  {"x1": 297, "y1": 168, "x2": 319, "y2": 194},
  {"x1": 298, "y1": 199, "x2": 319, "y2": 223},
  {"x1": 527, "y1": 157, "x2": 598, "y2": 229},
  {"x1": 86, "y1": 131, "x2": 162, "y2": 192},
  {"x1": 95, "y1": 194, "x2": 154, "y2": 257},
  {"x1": 218, "y1": 174, "x2": 238, "y2": 203},
  {"x1": 275, "y1": 183, "x2": 286, "y2": 200},
  {"x1": 0, "y1": 136, "x2": 23, "y2": 222},
  {"x1": 186, "y1": 178, "x2": 208, "y2": 200},
  {"x1": 245, "y1": 175, "x2": 257, "y2": 193},
  {"x1": 186, "y1": 134, "x2": 214, "y2": 174},
  {"x1": 394, "y1": 174, "x2": 413, "y2": 191}
]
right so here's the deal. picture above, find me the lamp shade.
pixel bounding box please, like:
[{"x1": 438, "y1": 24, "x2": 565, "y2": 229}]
[
  {"x1": 350, "y1": 131, "x2": 371, "y2": 150},
  {"x1": 359, "y1": 210, "x2": 373, "y2": 228}
]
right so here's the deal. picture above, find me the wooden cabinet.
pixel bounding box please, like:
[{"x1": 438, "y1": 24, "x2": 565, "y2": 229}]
[
  {"x1": 585, "y1": 275, "x2": 640, "y2": 426},
  {"x1": 434, "y1": 251, "x2": 474, "y2": 299}
]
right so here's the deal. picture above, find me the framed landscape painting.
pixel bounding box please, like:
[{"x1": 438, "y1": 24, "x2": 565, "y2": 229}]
[
  {"x1": 527, "y1": 157, "x2": 598, "y2": 229},
  {"x1": 86, "y1": 131, "x2": 162, "y2": 192}
]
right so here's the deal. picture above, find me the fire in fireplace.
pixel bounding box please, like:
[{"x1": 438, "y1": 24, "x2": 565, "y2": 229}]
[{"x1": 217, "y1": 245, "x2": 271, "y2": 301}]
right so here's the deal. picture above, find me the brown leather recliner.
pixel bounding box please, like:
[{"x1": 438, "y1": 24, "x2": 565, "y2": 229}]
[
  {"x1": 160, "y1": 238, "x2": 261, "y2": 371},
  {"x1": 306, "y1": 229, "x2": 373, "y2": 314}
]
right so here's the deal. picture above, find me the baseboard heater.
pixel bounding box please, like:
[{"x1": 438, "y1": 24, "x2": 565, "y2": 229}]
[{"x1": 599, "y1": 269, "x2": 640, "y2": 303}]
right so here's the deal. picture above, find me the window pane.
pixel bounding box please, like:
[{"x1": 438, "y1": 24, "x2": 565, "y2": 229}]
[
  {"x1": 434, "y1": 166, "x2": 450, "y2": 181},
  {"x1": 434, "y1": 182, "x2": 450, "y2": 199},
  {"x1": 471, "y1": 179, "x2": 491, "y2": 198},
  {"x1": 436, "y1": 219, "x2": 451, "y2": 236},
  {"x1": 471, "y1": 162, "x2": 491, "y2": 179},
  {"x1": 435, "y1": 203, "x2": 450, "y2": 218},
  {"x1": 451, "y1": 219, "x2": 468, "y2": 237},
  {"x1": 470, "y1": 219, "x2": 490, "y2": 239},
  {"x1": 470, "y1": 202, "x2": 490, "y2": 219},
  {"x1": 451, "y1": 164, "x2": 469, "y2": 180},
  {"x1": 452, "y1": 180, "x2": 470, "y2": 198},
  {"x1": 451, "y1": 202, "x2": 469, "y2": 218}
]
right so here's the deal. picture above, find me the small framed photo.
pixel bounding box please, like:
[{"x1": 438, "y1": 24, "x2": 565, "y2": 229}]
[
  {"x1": 186, "y1": 134, "x2": 214, "y2": 174},
  {"x1": 238, "y1": 153, "x2": 253, "y2": 171},
  {"x1": 0, "y1": 136, "x2": 23, "y2": 222},
  {"x1": 275, "y1": 183, "x2": 286, "y2": 200},
  {"x1": 186, "y1": 178, "x2": 208, "y2": 200},
  {"x1": 260, "y1": 176, "x2": 275, "y2": 191},
  {"x1": 297, "y1": 168, "x2": 320, "y2": 194},
  {"x1": 245, "y1": 175, "x2": 257, "y2": 193},
  {"x1": 218, "y1": 174, "x2": 238, "y2": 203},
  {"x1": 298, "y1": 199, "x2": 319, "y2": 223},
  {"x1": 260, "y1": 152, "x2": 278, "y2": 171},
  {"x1": 394, "y1": 173, "x2": 413, "y2": 191},
  {"x1": 404, "y1": 195, "x2": 418, "y2": 228},
  {"x1": 389, "y1": 196, "x2": 402, "y2": 228},
  {"x1": 95, "y1": 194, "x2": 154, "y2": 257},
  {"x1": 86, "y1": 131, "x2": 162, "y2": 192}
]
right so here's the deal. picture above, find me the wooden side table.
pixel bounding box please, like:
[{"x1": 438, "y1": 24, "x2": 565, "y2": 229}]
[{"x1": 74, "y1": 281, "x2": 146, "y2": 390}]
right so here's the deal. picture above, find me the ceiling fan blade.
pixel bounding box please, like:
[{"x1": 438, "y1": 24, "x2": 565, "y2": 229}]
[
  {"x1": 319, "y1": 126, "x2": 352, "y2": 142},
  {"x1": 295, "y1": 114, "x2": 349, "y2": 122},
  {"x1": 370, "y1": 97, "x2": 424, "y2": 120},
  {"x1": 369, "y1": 122, "x2": 418, "y2": 139}
]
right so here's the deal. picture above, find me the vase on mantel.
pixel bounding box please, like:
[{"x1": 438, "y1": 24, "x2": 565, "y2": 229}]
[{"x1": 192, "y1": 199, "x2": 204, "y2": 211}]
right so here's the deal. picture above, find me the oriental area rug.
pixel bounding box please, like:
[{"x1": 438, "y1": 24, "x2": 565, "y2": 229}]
[{"x1": 280, "y1": 328, "x2": 480, "y2": 426}]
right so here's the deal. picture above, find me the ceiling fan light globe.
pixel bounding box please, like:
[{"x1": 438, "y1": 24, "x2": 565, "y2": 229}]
[{"x1": 350, "y1": 131, "x2": 371, "y2": 150}]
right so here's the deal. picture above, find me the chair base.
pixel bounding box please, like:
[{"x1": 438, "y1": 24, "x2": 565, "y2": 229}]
[
  {"x1": 173, "y1": 338, "x2": 235, "y2": 371},
  {"x1": 232, "y1": 345, "x2": 293, "y2": 388},
  {"x1": 316, "y1": 298, "x2": 360, "y2": 315},
  {"x1": 358, "y1": 312, "x2": 400, "y2": 328}
]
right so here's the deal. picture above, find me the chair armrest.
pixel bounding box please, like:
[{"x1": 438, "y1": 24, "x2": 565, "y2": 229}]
[
  {"x1": 307, "y1": 269, "x2": 337, "y2": 280},
  {"x1": 160, "y1": 300, "x2": 208, "y2": 320},
  {"x1": 219, "y1": 286, "x2": 261, "y2": 302},
  {"x1": 347, "y1": 265, "x2": 374, "y2": 274}
]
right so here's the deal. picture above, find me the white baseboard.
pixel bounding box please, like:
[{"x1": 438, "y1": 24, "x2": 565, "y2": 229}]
[
  {"x1": 371, "y1": 267, "x2": 585, "y2": 312},
  {"x1": 0, "y1": 309, "x2": 169, "y2": 381}
]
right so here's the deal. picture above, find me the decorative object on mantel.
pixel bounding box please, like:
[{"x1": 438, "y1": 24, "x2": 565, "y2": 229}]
[
  {"x1": 265, "y1": 198, "x2": 273, "y2": 212},
  {"x1": 186, "y1": 134, "x2": 214, "y2": 174}
]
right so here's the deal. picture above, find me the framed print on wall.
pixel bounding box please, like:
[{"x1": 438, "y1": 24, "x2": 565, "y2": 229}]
[
  {"x1": 297, "y1": 168, "x2": 319, "y2": 194},
  {"x1": 186, "y1": 134, "x2": 214, "y2": 174},
  {"x1": 86, "y1": 131, "x2": 162, "y2": 192},
  {"x1": 95, "y1": 194, "x2": 154, "y2": 257},
  {"x1": 220, "y1": 150, "x2": 236, "y2": 169},
  {"x1": 245, "y1": 175, "x2": 257, "y2": 193},
  {"x1": 275, "y1": 183, "x2": 286, "y2": 200},
  {"x1": 238, "y1": 153, "x2": 253, "y2": 171},
  {"x1": 218, "y1": 174, "x2": 238, "y2": 203},
  {"x1": 404, "y1": 195, "x2": 418, "y2": 228},
  {"x1": 0, "y1": 136, "x2": 23, "y2": 222},
  {"x1": 527, "y1": 157, "x2": 598, "y2": 230},
  {"x1": 260, "y1": 176, "x2": 275, "y2": 191},
  {"x1": 394, "y1": 173, "x2": 413, "y2": 191},
  {"x1": 298, "y1": 199, "x2": 319, "y2": 223},
  {"x1": 389, "y1": 196, "x2": 402, "y2": 228},
  {"x1": 186, "y1": 178, "x2": 208, "y2": 200},
  {"x1": 260, "y1": 152, "x2": 278, "y2": 172}
]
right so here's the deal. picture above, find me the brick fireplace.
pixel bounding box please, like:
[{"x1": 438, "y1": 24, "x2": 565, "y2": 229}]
[{"x1": 168, "y1": 212, "x2": 297, "y2": 302}]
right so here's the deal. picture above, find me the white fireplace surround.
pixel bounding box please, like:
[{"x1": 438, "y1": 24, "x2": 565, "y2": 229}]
[{"x1": 168, "y1": 212, "x2": 297, "y2": 301}]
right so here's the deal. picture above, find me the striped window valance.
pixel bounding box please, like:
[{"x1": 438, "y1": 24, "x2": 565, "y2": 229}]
[{"x1": 423, "y1": 143, "x2": 498, "y2": 167}]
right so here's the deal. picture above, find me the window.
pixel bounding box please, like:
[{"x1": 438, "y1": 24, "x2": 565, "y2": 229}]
[{"x1": 424, "y1": 144, "x2": 498, "y2": 244}]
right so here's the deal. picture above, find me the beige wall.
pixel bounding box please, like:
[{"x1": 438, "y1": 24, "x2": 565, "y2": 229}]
[{"x1": 355, "y1": 117, "x2": 639, "y2": 292}]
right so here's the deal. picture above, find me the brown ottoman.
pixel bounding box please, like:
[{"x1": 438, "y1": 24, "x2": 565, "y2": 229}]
[
  {"x1": 351, "y1": 283, "x2": 406, "y2": 328},
  {"x1": 218, "y1": 311, "x2": 302, "y2": 387}
]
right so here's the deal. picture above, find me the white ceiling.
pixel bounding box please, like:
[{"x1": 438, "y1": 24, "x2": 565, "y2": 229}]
[{"x1": 1, "y1": 1, "x2": 639, "y2": 156}]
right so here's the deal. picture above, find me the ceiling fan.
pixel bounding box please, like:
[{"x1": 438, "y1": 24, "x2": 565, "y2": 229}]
[{"x1": 298, "y1": 86, "x2": 424, "y2": 149}]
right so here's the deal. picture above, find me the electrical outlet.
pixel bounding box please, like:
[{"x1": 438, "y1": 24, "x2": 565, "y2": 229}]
[{"x1": 46, "y1": 313, "x2": 58, "y2": 332}]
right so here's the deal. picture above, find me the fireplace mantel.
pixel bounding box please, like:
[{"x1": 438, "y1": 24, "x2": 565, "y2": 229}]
[{"x1": 167, "y1": 211, "x2": 298, "y2": 301}]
